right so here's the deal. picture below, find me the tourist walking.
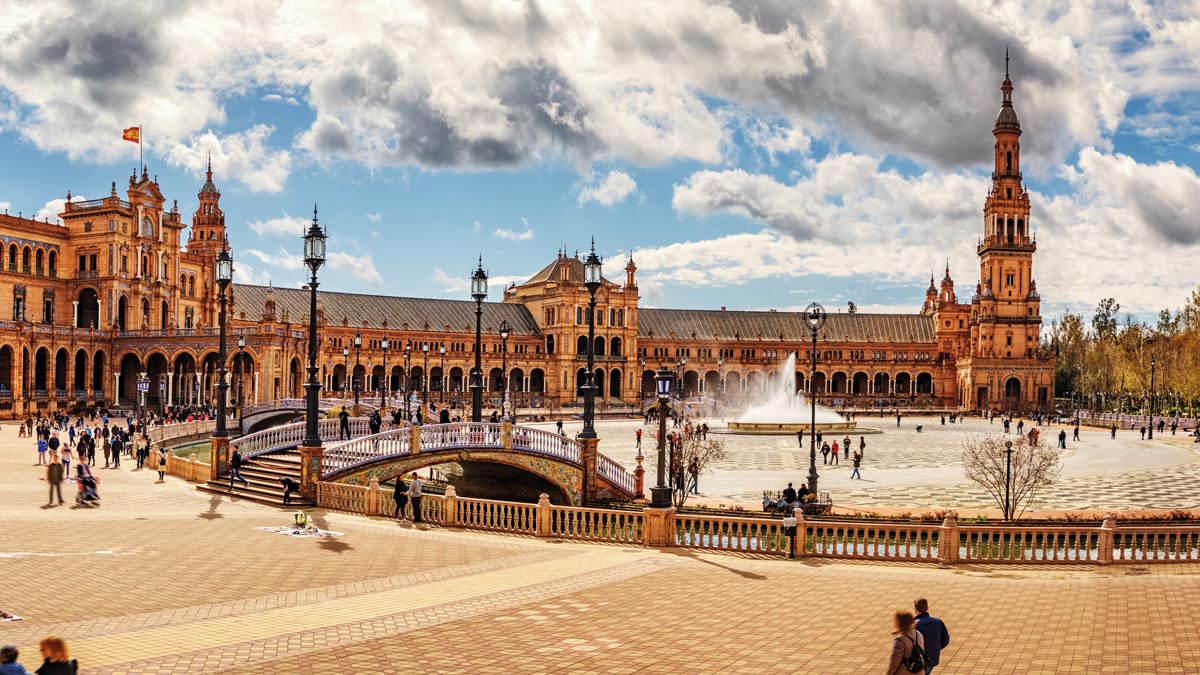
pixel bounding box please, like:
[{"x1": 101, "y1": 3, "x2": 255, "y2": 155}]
[
  {"x1": 228, "y1": 450, "x2": 249, "y2": 491},
  {"x1": 392, "y1": 474, "x2": 409, "y2": 521},
  {"x1": 108, "y1": 436, "x2": 120, "y2": 468},
  {"x1": 407, "y1": 473, "x2": 425, "y2": 523},
  {"x1": 36, "y1": 435, "x2": 47, "y2": 466},
  {"x1": 1073, "y1": 424, "x2": 1080, "y2": 442},
  {"x1": 1058, "y1": 429, "x2": 1067, "y2": 449},
  {"x1": 821, "y1": 442, "x2": 830, "y2": 464},
  {"x1": 687, "y1": 458, "x2": 699, "y2": 494},
  {"x1": 635, "y1": 428, "x2": 642, "y2": 449},
  {"x1": 47, "y1": 456, "x2": 64, "y2": 506},
  {"x1": 850, "y1": 451, "x2": 862, "y2": 479},
  {"x1": 829, "y1": 441, "x2": 839, "y2": 465},
  {"x1": 156, "y1": 446, "x2": 169, "y2": 481},
  {"x1": 843, "y1": 435, "x2": 851, "y2": 459},
  {"x1": 914, "y1": 598, "x2": 951, "y2": 674},
  {"x1": 886, "y1": 611, "x2": 925, "y2": 675},
  {"x1": 859, "y1": 436, "x2": 867, "y2": 458},
  {"x1": 1110, "y1": 424, "x2": 1117, "y2": 439},
  {"x1": 34, "y1": 637, "x2": 76, "y2": 675},
  {"x1": 0, "y1": 643, "x2": 28, "y2": 675},
  {"x1": 338, "y1": 407, "x2": 351, "y2": 440}
]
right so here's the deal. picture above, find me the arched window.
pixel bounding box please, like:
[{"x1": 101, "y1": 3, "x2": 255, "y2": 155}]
[
  {"x1": 188, "y1": 276, "x2": 195, "y2": 297},
  {"x1": 576, "y1": 307, "x2": 583, "y2": 324},
  {"x1": 617, "y1": 309, "x2": 623, "y2": 326},
  {"x1": 546, "y1": 335, "x2": 555, "y2": 355},
  {"x1": 7, "y1": 244, "x2": 16, "y2": 269},
  {"x1": 1017, "y1": 218, "x2": 1025, "y2": 238},
  {"x1": 22, "y1": 247, "x2": 31, "y2": 271},
  {"x1": 577, "y1": 335, "x2": 589, "y2": 355},
  {"x1": 611, "y1": 337, "x2": 622, "y2": 356},
  {"x1": 35, "y1": 249, "x2": 44, "y2": 273},
  {"x1": 1005, "y1": 151, "x2": 1012, "y2": 171}
]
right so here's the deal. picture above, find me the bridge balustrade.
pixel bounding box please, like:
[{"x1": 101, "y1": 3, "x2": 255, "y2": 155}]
[
  {"x1": 596, "y1": 454, "x2": 635, "y2": 495},
  {"x1": 418, "y1": 422, "x2": 504, "y2": 452},
  {"x1": 322, "y1": 428, "x2": 412, "y2": 474},
  {"x1": 512, "y1": 427, "x2": 581, "y2": 463},
  {"x1": 232, "y1": 417, "x2": 371, "y2": 459}
]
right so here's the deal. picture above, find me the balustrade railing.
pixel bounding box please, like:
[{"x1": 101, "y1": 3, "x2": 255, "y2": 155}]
[
  {"x1": 675, "y1": 513, "x2": 791, "y2": 555},
  {"x1": 457, "y1": 498, "x2": 538, "y2": 534},
  {"x1": 233, "y1": 417, "x2": 370, "y2": 459},
  {"x1": 957, "y1": 525, "x2": 1100, "y2": 563},
  {"x1": 1113, "y1": 526, "x2": 1200, "y2": 562},
  {"x1": 805, "y1": 522, "x2": 940, "y2": 561},
  {"x1": 551, "y1": 506, "x2": 642, "y2": 543},
  {"x1": 596, "y1": 454, "x2": 636, "y2": 495},
  {"x1": 418, "y1": 422, "x2": 504, "y2": 452},
  {"x1": 322, "y1": 428, "x2": 412, "y2": 475},
  {"x1": 512, "y1": 426, "x2": 580, "y2": 462},
  {"x1": 147, "y1": 420, "x2": 217, "y2": 446}
]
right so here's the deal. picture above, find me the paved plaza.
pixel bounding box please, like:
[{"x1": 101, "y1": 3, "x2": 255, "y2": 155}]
[
  {"x1": 561, "y1": 416, "x2": 1200, "y2": 513},
  {"x1": 4, "y1": 421, "x2": 1200, "y2": 674}
]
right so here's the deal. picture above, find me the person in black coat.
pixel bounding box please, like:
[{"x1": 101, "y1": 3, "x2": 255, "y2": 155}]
[
  {"x1": 439, "y1": 406, "x2": 451, "y2": 424},
  {"x1": 392, "y1": 475, "x2": 409, "y2": 520},
  {"x1": 279, "y1": 477, "x2": 300, "y2": 505}
]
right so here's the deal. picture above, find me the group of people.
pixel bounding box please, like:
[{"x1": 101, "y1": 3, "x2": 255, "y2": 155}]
[
  {"x1": 1, "y1": 636, "x2": 77, "y2": 674},
  {"x1": 887, "y1": 598, "x2": 951, "y2": 675}
]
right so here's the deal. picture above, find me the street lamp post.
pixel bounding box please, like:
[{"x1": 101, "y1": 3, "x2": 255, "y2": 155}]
[
  {"x1": 470, "y1": 257, "x2": 488, "y2": 422},
  {"x1": 214, "y1": 244, "x2": 233, "y2": 438},
  {"x1": 716, "y1": 356, "x2": 723, "y2": 413},
  {"x1": 804, "y1": 302, "x2": 826, "y2": 496},
  {"x1": 301, "y1": 207, "x2": 326, "y2": 449},
  {"x1": 380, "y1": 336, "x2": 389, "y2": 410},
  {"x1": 499, "y1": 320, "x2": 511, "y2": 419},
  {"x1": 341, "y1": 346, "x2": 349, "y2": 399},
  {"x1": 675, "y1": 356, "x2": 686, "y2": 401},
  {"x1": 439, "y1": 344, "x2": 446, "y2": 404},
  {"x1": 639, "y1": 358, "x2": 646, "y2": 399},
  {"x1": 581, "y1": 242, "x2": 602, "y2": 440},
  {"x1": 403, "y1": 347, "x2": 411, "y2": 419},
  {"x1": 1149, "y1": 355, "x2": 1156, "y2": 440},
  {"x1": 352, "y1": 330, "x2": 362, "y2": 408},
  {"x1": 422, "y1": 342, "x2": 430, "y2": 417},
  {"x1": 650, "y1": 366, "x2": 673, "y2": 508},
  {"x1": 1004, "y1": 439, "x2": 1014, "y2": 520}
]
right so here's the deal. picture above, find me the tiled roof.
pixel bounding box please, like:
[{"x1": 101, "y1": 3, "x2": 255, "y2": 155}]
[
  {"x1": 233, "y1": 284, "x2": 542, "y2": 336},
  {"x1": 521, "y1": 254, "x2": 616, "y2": 286},
  {"x1": 638, "y1": 309, "x2": 936, "y2": 344}
]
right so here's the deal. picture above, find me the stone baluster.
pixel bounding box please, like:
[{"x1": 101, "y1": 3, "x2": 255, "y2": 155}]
[
  {"x1": 366, "y1": 477, "x2": 380, "y2": 515},
  {"x1": 938, "y1": 512, "x2": 960, "y2": 565},
  {"x1": 444, "y1": 485, "x2": 459, "y2": 526},
  {"x1": 536, "y1": 492, "x2": 551, "y2": 537},
  {"x1": 1098, "y1": 512, "x2": 1117, "y2": 565}
]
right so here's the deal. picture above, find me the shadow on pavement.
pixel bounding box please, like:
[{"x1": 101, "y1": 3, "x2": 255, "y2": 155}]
[
  {"x1": 662, "y1": 548, "x2": 767, "y2": 580},
  {"x1": 198, "y1": 493, "x2": 224, "y2": 520}
]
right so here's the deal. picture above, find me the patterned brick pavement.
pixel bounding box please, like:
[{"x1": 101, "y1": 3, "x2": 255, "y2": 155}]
[{"x1": 3, "y1": 421, "x2": 1200, "y2": 674}]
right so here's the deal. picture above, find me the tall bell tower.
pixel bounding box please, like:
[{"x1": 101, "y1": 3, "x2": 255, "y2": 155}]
[
  {"x1": 188, "y1": 153, "x2": 226, "y2": 257},
  {"x1": 960, "y1": 51, "x2": 1053, "y2": 412}
]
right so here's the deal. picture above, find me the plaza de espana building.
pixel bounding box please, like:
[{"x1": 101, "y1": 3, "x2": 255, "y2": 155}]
[{"x1": 0, "y1": 69, "x2": 1053, "y2": 420}]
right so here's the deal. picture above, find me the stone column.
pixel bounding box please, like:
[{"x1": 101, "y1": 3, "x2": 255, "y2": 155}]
[
  {"x1": 502, "y1": 419, "x2": 513, "y2": 450},
  {"x1": 166, "y1": 371, "x2": 174, "y2": 408},
  {"x1": 366, "y1": 477, "x2": 380, "y2": 515},
  {"x1": 633, "y1": 450, "x2": 645, "y2": 499},
  {"x1": 443, "y1": 485, "x2": 459, "y2": 526},
  {"x1": 938, "y1": 512, "x2": 959, "y2": 565},
  {"x1": 209, "y1": 436, "x2": 230, "y2": 481},
  {"x1": 113, "y1": 372, "x2": 121, "y2": 406},
  {"x1": 641, "y1": 506, "x2": 676, "y2": 547},
  {"x1": 793, "y1": 507, "x2": 806, "y2": 559},
  {"x1": 578, "y1": 436, "x2": 599, "y2": 505},
  {"x1": 410, "y1": 424, "x2": 421, "y2": 455},
  {"x1": 254, "y1": 371, "x2": 261, "y2": 404},
  {"x1": 536, "y1": 492, "x2": 551, "y2": 537},
  {"x1": 298, "y1": 444, "x2": 325, "y2": 502},
  {"x1": 72, "y1": 301, "x2": 79, "y2": 328},
  {"x1": 1098, "y1": 513, "x2": 1117, "y2": 565}
]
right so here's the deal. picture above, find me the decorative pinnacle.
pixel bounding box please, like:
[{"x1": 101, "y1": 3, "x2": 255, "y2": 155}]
[
  {"x1": 312, "y1": 203, "x2": 318, "y2": 223},
  {"x1": 1005, "y1": 44, "x2": 1009, "y2": 77}
]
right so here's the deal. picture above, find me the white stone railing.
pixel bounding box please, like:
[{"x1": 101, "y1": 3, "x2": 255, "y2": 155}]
[
  {"x1": 417, "y1": 422, "x2": 504, "y2": 452},
  {"x1": 596, "y1": 453, "x2": 635, "y2": 496},
  {"x1": 322, "y1": 427, "x2": 412, "y2": 475},
  {"x1": 511, "y1": 426, "x2": 580, "y2": 463},
  {"x1": 147, "y1": 420, "x2": 217, "y2": 446},
  {"x1": 232, "y1": 418, "x2": 370, "y2": 459}
]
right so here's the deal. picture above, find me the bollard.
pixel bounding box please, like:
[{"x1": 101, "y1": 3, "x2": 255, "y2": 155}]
[
  {"x1": 366, "y1": 477, "x2": 380, "y2": 515},
  {"x1": 536, "y1": 493, "x2": 552, "y2": 537},
  {"x1": 938, "y1": 512, "x2": 960, "y2": 565},
  {"x1": 444, "y1": 485, "x2": 459, "y2": 526}
]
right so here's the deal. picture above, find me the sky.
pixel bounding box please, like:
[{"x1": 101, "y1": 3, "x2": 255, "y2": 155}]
[{"x1": 1, "y1": 0, "x2": 1198, "y2": 325}]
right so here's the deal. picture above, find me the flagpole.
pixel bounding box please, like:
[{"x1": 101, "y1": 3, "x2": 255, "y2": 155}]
[{"x1": 139, "y1": 124, "x2": 143, "y2": 172}]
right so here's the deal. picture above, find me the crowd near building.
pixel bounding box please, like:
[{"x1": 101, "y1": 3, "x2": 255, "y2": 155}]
[{"x1": 0, "y1": 68, "x2": 1053, "y2": 420}]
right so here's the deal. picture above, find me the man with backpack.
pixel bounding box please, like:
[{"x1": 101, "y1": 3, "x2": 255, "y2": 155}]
[{"x1": 914, "y1": 598, "x2": 951, "y2": 674}]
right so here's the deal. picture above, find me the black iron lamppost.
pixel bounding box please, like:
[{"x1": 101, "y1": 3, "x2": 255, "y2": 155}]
[
  {"x1": 650, "y1": 366, "x2": 673, "y2": 508},
  {"x1": 301, "y1": 207, "x2": 326, "y2": 449},
  {"x1": 341, "y1": 346, "x2": 349, "y2": 398},
  {"x1": 639, "y1": 358, "x2": 646, "y2": 398},
  {"x1": 804, "y1": 302, "x2": 826, "y2": 496},
  {"x1": 470, "y1": 257, "x2": 487, "y2": 422},
  {"x1": 439, "y1": 344, "x2": 446, "y2": 404},
  {"x1": 499, "y1": 320, "x2": 511, "y2": 419},
  {"x1": 380, "y1": 335, "x2": 389, "y2": 409},
  {"x1": 403, "y1": 346, "x2": 411, "y2": 419},
  {"x1": 716, "y1": 356, "x2": 723, "y2": 409},
  {"x1": 581, "y1": 242, "x2": 602, "y2": 439},
  {"x1": 214, "y1": 244, "x2": 233, "y2": 438},
  {"x1": 422, "y1": 342, "x2": 430, "y2": 416},
  {"x1": 1149, "y1": 355, "x2": 1156, "y2": 440},
  {"x1": 237, "y1": 334, "x2": 246, "y2": 408},
  {"x1": 1004, "y1": 439, "x2": 1014, "y2": 520},
  {"x1": 352, "y1": 330, "x2": 362, "y2": 408}
]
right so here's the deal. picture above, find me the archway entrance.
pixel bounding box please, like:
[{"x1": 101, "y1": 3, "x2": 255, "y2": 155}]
[{"x1": 77, "y1": 288, "x2": 99, "y2": 328}]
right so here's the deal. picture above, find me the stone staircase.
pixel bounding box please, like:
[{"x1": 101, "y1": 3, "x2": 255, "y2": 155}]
[{"x1": 196, "y1": 450, "x2": 313, "y2": 507}]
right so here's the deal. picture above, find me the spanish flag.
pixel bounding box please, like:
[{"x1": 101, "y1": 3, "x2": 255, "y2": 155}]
[{"x1": 122, "y1": 126, "x2": 140, "y2": 144}]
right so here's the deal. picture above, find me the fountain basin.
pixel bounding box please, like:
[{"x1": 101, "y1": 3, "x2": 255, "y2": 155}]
[{"x1": 726, "y1": 420, "x2": 860, "y2": 435}]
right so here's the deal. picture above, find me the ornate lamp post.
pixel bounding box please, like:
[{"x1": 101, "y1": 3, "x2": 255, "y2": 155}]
[
  {"x1": 300, "y1": 207, "x2": 326, "y2": 449},
  {"x1": 214, "y1": 244, "x2": 233, "y2": 438},
  {"x1": 340, "y1": 346, "x2": 349, "y2": 399},
  {"x1": 499, "y1": 320, "x2": 511, "y2": 419},
  {"x1": 439, "y1": 344, "x2": 446, "y2": 404},
  {"x1": 380, "y1": 336, "x2": 389, "y2": 409},
  {"x1": 716, "y1": 356, "x2": 723, "y2": 410},
  {"x1": 1149, "y1": 355, "x2": 1156, "y2": 440},
  {"x1": 403, "y1": 346, "x2": 411, "y2": 419},
  {"x1": 470, "y1": 257, "x2": 487, "y2": 422},
  {"x1": 352, "y1": 330, "x2": 362, "y2": 408},
  {"x1": 804, "y1": 302, "x2": 826, "y2": 496},
  {"x1": 650, "y1": 366, "x2": 673, "y2": 508},
  {"x1": 422, "y1": 342, "x2": 430, "y2": 416},
  {"x1": 581, "y1": 242, "x2": 602, "y2": 439}
]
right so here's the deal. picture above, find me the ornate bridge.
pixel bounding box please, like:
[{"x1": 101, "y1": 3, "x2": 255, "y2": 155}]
[
  {"x1": 239, "y1": 397, "x2": 377, "y2": 433},
  {"x1": 228, "y1": 420, "x2": 638, "y2": 505}
]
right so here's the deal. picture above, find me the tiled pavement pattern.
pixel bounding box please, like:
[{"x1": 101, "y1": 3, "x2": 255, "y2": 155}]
[
  {"x1": 4, "y1": 421, "x2": 1200, "y2": 674},
  {"x1": 573, "y1": 418, "x2": 1200, "y2": 511}
]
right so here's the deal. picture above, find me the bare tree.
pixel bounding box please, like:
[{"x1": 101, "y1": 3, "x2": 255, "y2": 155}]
[
  {"x1": 669, "y1": 430, "x2": 728, "y2": 508},
  {"x1": 962, "y1": 435, "x2": 1062, "y2": 520}
]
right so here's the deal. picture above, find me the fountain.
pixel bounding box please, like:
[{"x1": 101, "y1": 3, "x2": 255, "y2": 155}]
[{"x1": 726, "y1": 353, "x2": 859, "y2": 435}]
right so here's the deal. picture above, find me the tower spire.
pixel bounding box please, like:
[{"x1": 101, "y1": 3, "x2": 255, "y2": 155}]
[{"x1": 1005, "y1": 43, "x2": 1010, "y2": 78}]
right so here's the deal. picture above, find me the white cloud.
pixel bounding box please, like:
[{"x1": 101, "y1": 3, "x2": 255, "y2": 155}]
[
  {"x1": 261, "y1": 93, "x2": 299, "y2": 105},
  {"x1": 233, "y1": 260, "x2": 273, "y2": 286},
  {"x1": 493, "y1": 219, "x2": 535, "y2": 241},
  {"x1": 578, "y1": 169, "x2": 637, "y2": 207},
  {"x1": 247, "y1": 212, "x2": 308, "y2": 237},
  {"x1": 366, "y1": 212, "x2": 381, "y2": 222},
  {"x1": 328, "y1": 251, "x2": 383, "y2": 286},
  {"x1": 35, "y1": 197, "x2": 79, "y2": 225},
  {"x1": 471, "y1": 221, "x2": 483, "y2": 234},
  {"x1": 431, "y1": 268, "x2": 529, "y2": 294},
  {"x1": 0, "y1": 201, "x2": 9, "y2": 215},
  {"x1": 244, "y1": 247, "x2": 303, "y2": 270},
  {"x1": 163, "y1": 125, "x2": 292, "y2": 193}
]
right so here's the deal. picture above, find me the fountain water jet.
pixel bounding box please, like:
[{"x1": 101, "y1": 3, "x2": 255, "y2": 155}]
[{"x1": 726, "y1": 353, "x2": 859, "y2": 434}]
